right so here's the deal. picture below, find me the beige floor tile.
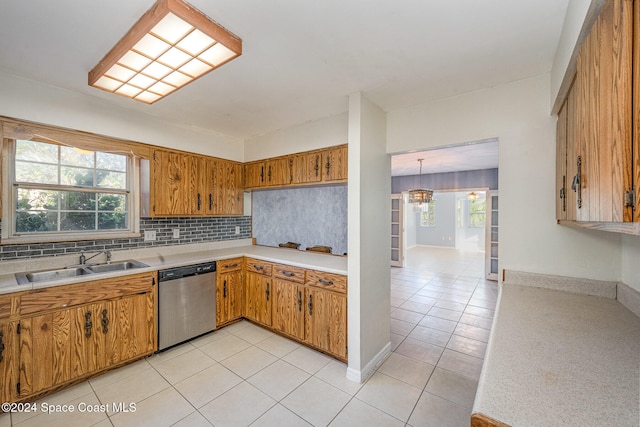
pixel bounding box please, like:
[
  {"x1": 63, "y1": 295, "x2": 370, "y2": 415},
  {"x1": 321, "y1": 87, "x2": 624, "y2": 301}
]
[
  {"x1": 255, "y1": 333, "x2": 300, "y2": 358},
  {"x1": 408, "y1": 325, "x2": 451, "y2": 347},
  {"x1": 0, "y1": 414, "x2": 9, "y2": 427},
  {"x1": 355, "y1": 372, "x2": 422, "y2": 422},
  {"x1": 110, "y1": 387, "x2": 194, "y2": 427},
  {"x1": 200, "y1": 382, "x2": 276, "y2": 427},
  {"x1": 228, "y1": 323, "x2": 276, "y2": 344},
  {"x1": 399, "y1": 301, "x2": 431, "y2": 314},
  {"x1": 454, "y1": 323, "x2": 491, "y2": 343},
  {"x1": 377, "y1": 353, "x2": 434, "y2": 389},
  {"x1": 434, "y1": 299, "x2": 467, "y2": 311},
  {"x1": 427, "y1": 306, "x2": 463, "y2": 322},
  {"x1": 93, "y1": 366, "x2": 171, "y2": 415},
  {"x1": 437, "y1": 349, "x2": 483, "y2": 380},
  {"x1": 174, "y1": 363, "x2": 242, "y2": 408},
  {"x1": 407, "y1": 391, "x2": 471, "y2": 427},
  {"x1": 390, "y1": 318, "x2": 416, "y2": 336},
  {"x1": 409, "y1": 295, "x2": 439, "y2": 306},
  {"x1": 447, "y1": 334, "x2": 488, "y2": 359},
  {"x1": 281, "y1": 377, "x2": 351, "y2": 426},
  {"x1": 458, "y1": 313, "x2": 493, "y2": 330},
  {"x1": 418, "y1": 315, "x2": 458, "y2": 333},
  {"x1": 390, "y1": 333, "x2": 404, "y2": 351},
  {"x1": 90, "y1": 359, "x2": 153, "y2": 389},
  {"x1": 282, "y1": 346, "x2": 331, "y2": 374},
  {"x1": 329, "y1": 398, "x2": 404, "y2": 427},
  {"x1": 220, "y1": 346, "x2": 278, "y2": 379},
  {"x1": 315, "y1": 360, "x2": 364, "y2": 395},
  {"x1": 171, "y1": 411, "x2": 214, "y2": 427},
  {"x1": 147, "y1": 343, "x2": 196, "y2": 367},
  {"x1": 395, "y1": 337, "x2": 444, "y2": 365},
  {"x1": 153, "y1": 348, "x2": 216, "y2": 384},
  {"x1": 463, "y1": 305, "x2": 495, "y2": 319},
  {"x1": 11, "y1": 381, "x2": 95, "y2": 424},
  {"x1": 250, "y1": 404, "x2": 312, "y2": 427},
  {"x1": 198, "y1": 334, "x2": 252, "y2": 361},
  {"x1": 91, "y1": 419, "x2": 115, "y2": 427},
  {"x1": 14, "y1": 392, "x2": 108, "y2": 427},
  {"x1": 424, "y1": 368, "x2": 478, "y2": 409},
  {"x1": 220, "y1": 319, "x2": 251, "y2": 333},
  {"x1": 248, "y1": 359, "x2": 310, "y2": 400},
  {"x1": 190, "y1": 328, "x2": 231, "y2": 348},
  {"x1": 390, "y1": 308, "x2": 424, "y2": 324}
]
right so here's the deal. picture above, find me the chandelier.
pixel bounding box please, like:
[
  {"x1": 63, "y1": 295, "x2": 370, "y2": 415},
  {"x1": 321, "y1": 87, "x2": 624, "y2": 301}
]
[{"x1": 408, "y1": 158, "x2": 433, "y2": 204}]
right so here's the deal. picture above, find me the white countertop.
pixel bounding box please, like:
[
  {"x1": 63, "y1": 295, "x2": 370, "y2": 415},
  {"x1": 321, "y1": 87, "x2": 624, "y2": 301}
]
[
  {"x1": 0, "y1": 240, "x2": 348, "y2": 295},
  {"x1": 473, "y1": 283, "x2": 640, "y2": 426}
]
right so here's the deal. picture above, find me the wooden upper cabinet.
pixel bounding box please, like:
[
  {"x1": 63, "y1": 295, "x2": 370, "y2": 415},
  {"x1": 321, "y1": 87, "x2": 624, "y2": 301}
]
[
  {"x1": 570, "y1": 0, "x2": 635, "y2": 223},
  {"x1": 292, "y1": 152, "x2": 322, "y2": 185},
  {"x1": 556, "y1": 97, "x2": 568, "y2": 221},
  {"x1": 151, "y1": 149, "x2": 195, "y2": 216},
  {"x1": 322, "y1": 146, "x2": 348, "y2": 182},
  {"x1": 152, "y1": 149, "x2": 244, "y2": 217}
]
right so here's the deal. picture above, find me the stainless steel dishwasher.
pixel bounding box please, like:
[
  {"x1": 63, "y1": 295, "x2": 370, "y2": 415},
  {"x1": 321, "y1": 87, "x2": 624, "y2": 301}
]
[{"x1": 158, "y1": 261, "x2": 216, "y2": 351}]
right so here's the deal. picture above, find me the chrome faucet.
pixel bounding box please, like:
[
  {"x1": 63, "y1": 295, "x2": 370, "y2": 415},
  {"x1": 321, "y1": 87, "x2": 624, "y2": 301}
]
[{"x1": 79, "y1": 249, "x2": 112, "y2": 265}]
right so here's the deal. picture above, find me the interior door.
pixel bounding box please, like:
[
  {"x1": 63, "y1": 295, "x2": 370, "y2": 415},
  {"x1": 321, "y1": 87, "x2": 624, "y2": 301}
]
[{"x1": 391, "y1": 194, "x2": 405, "y2": 267}]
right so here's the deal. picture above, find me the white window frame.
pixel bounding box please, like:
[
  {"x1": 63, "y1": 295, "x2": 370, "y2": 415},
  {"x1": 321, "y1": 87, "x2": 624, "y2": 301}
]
[{"x1": 1, "y1": 138, "x2": 141, "y2": 244}]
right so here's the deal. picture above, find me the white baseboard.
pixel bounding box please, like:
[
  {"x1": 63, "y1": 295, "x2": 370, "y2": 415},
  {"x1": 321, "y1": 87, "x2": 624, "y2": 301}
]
[{"x1": 346, "y1": 342, "x2": 392, "y2": 383}]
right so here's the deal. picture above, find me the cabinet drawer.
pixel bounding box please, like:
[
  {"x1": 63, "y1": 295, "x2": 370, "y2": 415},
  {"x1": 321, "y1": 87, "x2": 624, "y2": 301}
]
[
  {"x1": 218, "y1": 257, "x2": 243, "y2": 273},
  {"x1": 273, "y1": 263, "x2": 305, "y2": 284},
  {"x1": 0, "y1": 295, "x2": 13, "y2": 319},
  {"x1": 245, "y1": 258, "x2": 273, "y2": 276},
  {"x1": 21, "y1": 272, "x2": 155, "y2": 316},
  {"x1": 305, "y1": 270, "x2": 347, "y2": 293}
]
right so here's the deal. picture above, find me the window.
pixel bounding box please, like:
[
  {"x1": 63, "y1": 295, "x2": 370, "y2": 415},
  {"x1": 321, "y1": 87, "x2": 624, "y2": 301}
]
[
  {"x1": 468, "y1": 198, "x2": 486, "y2": 228},
  {"x1": 7, "y1": 139, "x2": 133, "y2": 240},
  {"x1": 420, "y1": 200, "x2": 436, "y2": 227}
]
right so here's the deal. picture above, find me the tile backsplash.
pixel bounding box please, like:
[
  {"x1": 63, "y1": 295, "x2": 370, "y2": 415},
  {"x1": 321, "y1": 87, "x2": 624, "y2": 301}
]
[{"x1": 0, "y1": 216, "x2": 251, "y2": 261}]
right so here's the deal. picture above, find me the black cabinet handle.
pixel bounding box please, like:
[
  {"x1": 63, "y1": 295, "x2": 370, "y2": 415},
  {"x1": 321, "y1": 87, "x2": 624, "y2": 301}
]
[
  {"x1": 209, "y1": 194, "x2": 213, "y2": 210},
  {"x1": 223, "y1": 280, "x2": 227, "y2": 298},
  {"x1": 260, "y1": 166, "x2": 264, "y2": 182},
  {"x1": 283, "y1": 271, "x2": 295, "y2": 278},
  {"x1": 308, "y1": 294, "x2": 313, "y2": 315},
  {"x1": 224, "y1": 263, "x2": 239, "y2": 269},
  {"x1": 318, "y1": 278, "x2": 334, "y2": 286},
  {"x1": 197, "y1": 193, "x2": 202, "y2": 211},
  {"x1": 253, "y1": 264, "x2": 264, "y2": 271},
  {"x1": 571, "y1": 155, "x2": 582, "y2": 209},
  {"x1": 298, "y1": 291, "x2": 302, "y2": 312},
  {"x1": 325, "y1": 157, "x2": 331, "y2": 175},
  {"x1": 84, "y1": 311, "x2": 92, "y2": 338},
  {"x1": 315, "y1": 155, "x2": 319, "y2": 177},
  {"x1": 0, "y1": 332, "x2": 5, "y2": 363},
  {"x1": 101, "y1": 309, "x2": 109, "y2": 334},
  {"x1": 266, "y1": 282, "x2": 270, "y2": 301},
  {"x1": 268, "y1": 165, "x2": 272, "y2": 181}
]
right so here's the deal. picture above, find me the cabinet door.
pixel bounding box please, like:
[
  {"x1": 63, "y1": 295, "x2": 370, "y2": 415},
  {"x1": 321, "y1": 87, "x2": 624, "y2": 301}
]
[
  {"x1": 201, "y1": 157, "x2": 218, "y2": 216},
  {"x1": 217, "y1": 270, "x2": 243, "y2": 325},
  {"x1": 265, "y1": 157, "x2": 291, "y2": 186},
  {"x1": 322, "y1": 146, "x2": 348, "y2": 182},
  {"x1": 304, "y1": 288, "x2": 347, "y2": 360},
  {"x1": 244, "y1": 272, "x2": 272, "y2": 326},
  {"x1": 574, "y1": 0, "x2": 633, "y2": 222},
  {"x1": 115, "y1": 293, "x2": 156, "y2": 362},
  {"x1": 0, "y1": 321, "x2": 16, "y2": 403},
  {"x1": 217, "y1": 161, "x2": 244, "y2": 215},
  {"x1": 272, "y1": 280, "x2": 305, "y2": 341},
  {"x1": 19, "y1": 308, "x2": 74, "y2": 397},
  {"x1": 292, "y1": 152, "x2": 322, "y2": 185},
  {"x1": 244, "y1": 162, "x2": 266, "y2": 189},
  {"x1": 152, "y1": 149, "x2": 196, "y2": 216}
]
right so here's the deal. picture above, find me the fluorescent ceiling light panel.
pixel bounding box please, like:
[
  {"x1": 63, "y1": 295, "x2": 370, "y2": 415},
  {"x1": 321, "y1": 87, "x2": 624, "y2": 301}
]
[{"x1": 88, "y1": 0, "x2": 242, "y2": 104}]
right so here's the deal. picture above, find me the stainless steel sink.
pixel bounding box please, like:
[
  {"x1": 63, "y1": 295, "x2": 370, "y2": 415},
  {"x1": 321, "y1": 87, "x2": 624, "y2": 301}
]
[
  {"x1": 15, "y1": 260, "x2": 149, "y2": 285},
  {"x1": 86, "y1": 260, "x2": 149, "y2": 273}
]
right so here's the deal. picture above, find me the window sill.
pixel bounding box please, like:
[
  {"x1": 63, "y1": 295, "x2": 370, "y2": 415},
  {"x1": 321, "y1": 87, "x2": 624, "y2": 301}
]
[{"x1": 1, "y1": 231, "x2": 142, "y2": 245}]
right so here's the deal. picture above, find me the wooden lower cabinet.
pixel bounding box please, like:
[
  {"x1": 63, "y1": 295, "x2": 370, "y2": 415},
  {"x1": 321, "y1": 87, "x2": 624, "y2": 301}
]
[
  {"x1": 16, "y1": 273, "x2": 155, "y2": 400},
  {"x1": 217, "y1": 268, "x2": 244, "y2": 326},
  {"x1": 304, "y1": 287, "x2": 347, "y2": 360},
  {"x1": 272, "y1": 279, "x2": 305, "y2": 341},
  {"x1": 0, "y1": 321, "x2": 16, "y2": 404},
  {"x1": 244, "y1": 272, "x2": 272, "y2": 327}
]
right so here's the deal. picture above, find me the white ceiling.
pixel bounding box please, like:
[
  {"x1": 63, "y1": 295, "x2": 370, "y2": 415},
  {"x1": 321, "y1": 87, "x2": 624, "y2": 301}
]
[
  {"x1": 0, "y1": 1, "x2": 569, "y2": 142},
  {"x1": 391, "y1": 139, "x2": 499, "y2": 176}
]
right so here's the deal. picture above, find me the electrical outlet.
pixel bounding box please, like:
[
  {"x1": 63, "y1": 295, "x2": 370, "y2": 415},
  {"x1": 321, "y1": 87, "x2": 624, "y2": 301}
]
[
  {"x1": 235, "y1": 226, "x2": 240, "y2": 235},
  {"x1": 173, "y1": 228, "x2": 180, "y2": 239},
  {"x1": 144, "y1": 230, "x2": 156, "y2": 241}
]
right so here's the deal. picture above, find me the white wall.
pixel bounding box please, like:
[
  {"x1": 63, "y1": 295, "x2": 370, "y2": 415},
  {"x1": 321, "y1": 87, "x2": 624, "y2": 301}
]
[
  {"x1": 347, "y1": 92, "x2": 391, "y2": 382},
  {"x1": 0, "y1": 70, "x2": 244, "y2": 161},
  {"x1": 244, "y1": 113, "x2": 348, "y2": 161},
  {"x1": 388, "y1": 75, "x2": 622, "y2": 281},
  {"x1": 621, "y1": 236, "x2": 640, "y2": 292}
]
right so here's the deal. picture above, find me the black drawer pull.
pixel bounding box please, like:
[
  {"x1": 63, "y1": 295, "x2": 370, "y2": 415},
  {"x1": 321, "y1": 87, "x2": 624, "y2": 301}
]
[
  {"x1": 224, "y1": 263, "x2": 239, "y2": 269},
  {"x1": 84, "y1": 311, "x2": 92, "y2": 338},
  {"x1": 253, "y1": 264, "x2": 264, "y2": 271},
  {"x1": 283, "y1": 271, "x2": 295, "y2": 277},
  {"x1": 318, "y1": 278, "x2": 334, "y2": 286}
]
